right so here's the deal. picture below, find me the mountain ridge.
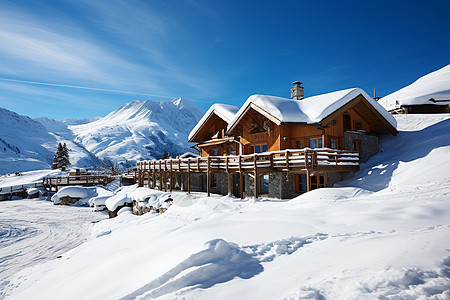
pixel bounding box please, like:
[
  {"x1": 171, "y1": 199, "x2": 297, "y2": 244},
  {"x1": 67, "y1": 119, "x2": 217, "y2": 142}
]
[{"x1": 0, "y1": 98, "x2": 203, "y2": 174}]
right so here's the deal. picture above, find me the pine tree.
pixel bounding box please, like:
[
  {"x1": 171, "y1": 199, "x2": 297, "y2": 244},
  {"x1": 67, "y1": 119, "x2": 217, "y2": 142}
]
[
  {"x1": 51, "y1": 153, "x2": 59, "y2": 169},
  {"x1": 52, "y1": 143, "x2": 71, "y2": 170},
  {"x1": 60, "y1": 143, "x2": 71, "y2": 170}
]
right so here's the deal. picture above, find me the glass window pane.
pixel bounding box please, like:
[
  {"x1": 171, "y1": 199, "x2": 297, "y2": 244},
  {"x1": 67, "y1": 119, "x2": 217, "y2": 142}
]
[
  {"x1": 300, "y1": 174, "x2": 306, "y2": 183},
  {"x1": 311, "y1": 176, "x2": 317, "y2": 184},
  {"x1": 310, "y1": 139, "x2": 317, "y2": 149},
  {"x1": 262, "y1": 144, "x2": 268, "y2": 152},
  {"x1": 301, "y1": 183, "x2": 307, "y2": 191},
  {"x1": 297, "y1": 140, "x2": 302, "y2": 149},
  {"x1": 319, "y1": 176, "x2": 324, "y2": 184},
  {"x1": 255, "y1": 145, "x2": 261, "y2": 153},
  {"x1": 318, "y1": 138, "x2": 323, "y2": 148},
  {"x1": 331, "y1": 138, "x2": 336, "y2": 149}
]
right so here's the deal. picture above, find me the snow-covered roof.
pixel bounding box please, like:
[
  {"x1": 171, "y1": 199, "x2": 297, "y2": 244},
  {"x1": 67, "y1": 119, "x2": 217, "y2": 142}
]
[
  {"x1": 178, "y1": 152, "x2": 200, "y2": 159},
  {"x1": 227, "y1": 88, "x2": 397, "y2": 132},
  {"x1": 188, "y1": 104, "x2": 240, "y2": 141},
  {"x1": 378, "y1": 64, "x2": 450, "y2": 111}
]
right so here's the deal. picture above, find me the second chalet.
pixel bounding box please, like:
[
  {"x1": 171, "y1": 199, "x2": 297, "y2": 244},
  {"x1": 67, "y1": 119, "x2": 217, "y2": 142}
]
[{"x1": 137, "y1": 82, "x2": 398, "y2": 199}]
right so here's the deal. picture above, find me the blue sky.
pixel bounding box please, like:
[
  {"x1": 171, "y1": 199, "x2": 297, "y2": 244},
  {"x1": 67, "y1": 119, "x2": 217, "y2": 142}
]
[{"x1": 0, "y1": 0, "x2": 449, "y2": 120}]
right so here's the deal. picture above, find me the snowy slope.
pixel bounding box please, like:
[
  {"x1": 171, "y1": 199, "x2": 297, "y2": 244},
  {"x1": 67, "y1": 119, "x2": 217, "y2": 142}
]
[
  {"x1": 0, "y1": 108, "x2": 56, "y2": 173},
  {"x1": 379, "y1": 64, "x2": 450, "y2": 111},
  {"x1": 70, "y1": 98, "x2": 204, "y2": 167},
  {"x1": 0, "y1": 109, "x2": 101, "y2": 174},
  {"x1": 34, "y1": 117, "x2": 102, "y2": 168},
  {"x1": 3, "y1": 114, "x2": 450, "y2": 300}
]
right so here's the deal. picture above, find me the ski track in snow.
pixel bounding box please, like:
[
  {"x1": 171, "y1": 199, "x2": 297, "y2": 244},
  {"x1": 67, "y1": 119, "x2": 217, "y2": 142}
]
[{"x1": 0, "y1": 199, "x2": 106, "y2": 299}]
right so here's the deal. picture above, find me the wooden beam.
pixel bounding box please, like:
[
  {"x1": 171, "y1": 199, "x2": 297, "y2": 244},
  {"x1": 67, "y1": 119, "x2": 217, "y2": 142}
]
[
  {"x1": 169, "y1": 159, "x2": 173, "y2": 192},
  {"x1": 253, "y1": 154, "x2": 258, "y2": 199},
  {"x1": 226, "y1": 156, "x2": 231, "y2": 196},
  {"x1": 207, "y1": 156, "x2": 211, "y2": 196},
  {"x1": 306, "y1": 169, "x2": 311, "y2": 192},
  {"x1": 239, "y1": 155, "x2": 243, "y2": 199},
  {"x1": 187, "y1": 159, "x2": 191, "y2": 194},
  {"x1": 152, "y1": 161, "x2": 156, "y2": 189}
]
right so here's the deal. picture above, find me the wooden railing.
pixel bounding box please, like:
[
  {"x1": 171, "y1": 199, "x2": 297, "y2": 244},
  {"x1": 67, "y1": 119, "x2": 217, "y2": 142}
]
[
  {"x1": 42, "y1": 175, "x2": 116, "y2": 190},
  {"x1": 136, "y1": 148, "x2": 359, "y2": 173}
]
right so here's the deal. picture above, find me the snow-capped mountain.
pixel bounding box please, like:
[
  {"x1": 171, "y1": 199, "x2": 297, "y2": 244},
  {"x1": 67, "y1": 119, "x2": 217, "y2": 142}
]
[
  {"x1": 70, "y1": 98, "x2": 204, "y2": 167},
  {"x1": 0, "y1": 108, "x2": 101, "y2": 174},
  {"x1": 0, "y1": 98, "x2": 203, "y2": 174},
  {"x1": 0, "y1": 108, "x2": 53, "y2": 173}
]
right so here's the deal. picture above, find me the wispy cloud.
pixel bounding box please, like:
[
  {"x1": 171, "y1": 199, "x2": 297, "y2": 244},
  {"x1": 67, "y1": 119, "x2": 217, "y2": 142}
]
[{"x1": 0, "y1": 0, "x2": 222, "y2": 104}]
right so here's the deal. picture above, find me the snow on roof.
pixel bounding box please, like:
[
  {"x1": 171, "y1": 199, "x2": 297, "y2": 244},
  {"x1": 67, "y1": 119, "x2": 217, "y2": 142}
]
[
  {"x1": 227, "y1": 88, "x2": 396, "y2": 132},
  {"x1": 188, "y1": 104, "x2": 240, "y2": 141},
  {"x1": 178, "y1": 152, "x2": 199, "y2": 159},
  {"x1": 378, "y1": 64, "x2": 450, "y2": 111}
]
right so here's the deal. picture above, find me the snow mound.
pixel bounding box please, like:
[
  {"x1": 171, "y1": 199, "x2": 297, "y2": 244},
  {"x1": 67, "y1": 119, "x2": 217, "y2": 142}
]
[
  {"x1": 105, "y1": 185, "x2": 138, "y2": 211},
  {"x1": 51, "y1": 186, "x2": 113, "y2": 207},
  {"x1": 121, "y1": 239, "x2": 263, "y2": 299}
]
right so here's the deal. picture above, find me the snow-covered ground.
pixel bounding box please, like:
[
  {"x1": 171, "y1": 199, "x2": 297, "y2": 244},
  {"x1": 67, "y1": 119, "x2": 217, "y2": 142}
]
[
  {"x1": 1, "y1": 114, "x2": 450, "y2": 299},
  {"x1": 0, "y1": 199, "x2": 107, "y2": 299}
]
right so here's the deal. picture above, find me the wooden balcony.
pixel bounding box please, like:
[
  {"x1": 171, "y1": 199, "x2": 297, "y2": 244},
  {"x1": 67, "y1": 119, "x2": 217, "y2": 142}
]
[{"x1": 136, "y1": 149, "x2": 359, "y2": 198}]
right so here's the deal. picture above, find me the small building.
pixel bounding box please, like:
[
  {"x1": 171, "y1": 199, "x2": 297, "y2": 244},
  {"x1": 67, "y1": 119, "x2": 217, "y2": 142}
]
[
  {"x1": 137, "y1": 83, "x2": 397, "y2": 199},
  {"x1": 69, "y1": 168, "x2": 88, "y2": 177},
  {"x1": 379, "y1": 64, "x2": 450, "y2": 114}
]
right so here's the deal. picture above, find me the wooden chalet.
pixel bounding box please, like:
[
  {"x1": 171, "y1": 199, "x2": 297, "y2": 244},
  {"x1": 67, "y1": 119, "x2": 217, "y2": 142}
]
[{"x1": 136, "y1": 83, "x2": 398, "y2": 199}]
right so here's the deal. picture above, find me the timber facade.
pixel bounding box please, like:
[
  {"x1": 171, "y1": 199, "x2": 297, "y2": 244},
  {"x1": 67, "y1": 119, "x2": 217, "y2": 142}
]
[{"x1": 137, "y1": 84, "x2": 398, "y2": 199}]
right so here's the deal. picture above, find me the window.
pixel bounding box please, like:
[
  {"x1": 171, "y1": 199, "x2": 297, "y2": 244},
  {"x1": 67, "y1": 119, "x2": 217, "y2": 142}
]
[
  {"x1": 310, "y1": 175, "x2": 325, "y2": 190},
  {"x1": 229, "y1": 147, "x2": 234, "y2": 155},
  {"x1": 344, "y1": 114, "x2": 351, "y2": 130},
  {"x1": 330, "y1": 138, "x2": 337, "y2": 149},
  {"x1": 213, "y1": 149, "x2": 218, "y2": 156},
  {"x1": 309, "y1": 138, "x2": 322, "y2": 149},
  {"x1": 252, "y1": 144, "x2": 267, "y2": 153},
  {"x1": 296, "y1": 140, "x2": 303, "y2": 149},
  {"x1": 295, "y1": 174, "x2": 325, "y2": 193},
  {"x1": 295, "y1": 174, "x2": 308, "y2": 193}
]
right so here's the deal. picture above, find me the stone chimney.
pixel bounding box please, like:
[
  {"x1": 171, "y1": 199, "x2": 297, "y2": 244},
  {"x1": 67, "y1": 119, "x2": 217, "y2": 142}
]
[{"x1": 291, "y1": 81, "x2": 304, "y2": 100}]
